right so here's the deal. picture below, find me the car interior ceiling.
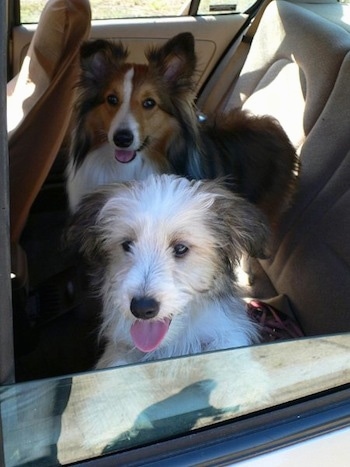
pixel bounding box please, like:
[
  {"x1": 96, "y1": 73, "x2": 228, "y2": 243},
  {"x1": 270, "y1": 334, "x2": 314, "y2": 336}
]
[{"x1": 7, "y1": 0, "x2": 350, "y2": 383}]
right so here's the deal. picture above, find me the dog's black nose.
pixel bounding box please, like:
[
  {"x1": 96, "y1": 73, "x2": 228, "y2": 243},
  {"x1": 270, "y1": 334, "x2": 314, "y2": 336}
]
[
  {"x1": 114, "y1": 129, "x2": 134, "y2": 148},
  {"x1": 130, "y1": 297, "x2": 160, "y2": 320}
]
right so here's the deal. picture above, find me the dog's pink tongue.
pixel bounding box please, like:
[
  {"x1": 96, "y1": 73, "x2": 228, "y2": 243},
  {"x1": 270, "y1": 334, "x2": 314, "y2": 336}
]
[
  {"x1": 130, "y1": 319, "x2": 170, "y2": 353},
  {"x1": 115, "y1": 149, "x2": 136, "y2": 163}
]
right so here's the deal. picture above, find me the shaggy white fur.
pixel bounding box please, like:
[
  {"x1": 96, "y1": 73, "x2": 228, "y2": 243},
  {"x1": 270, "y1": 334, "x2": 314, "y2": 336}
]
[
  {"x1": 67, "y1": 175, "x2": 269, "y2": 368},
  {"x1": 66, "y1": 142, "x2": 157, "y2": 211}
]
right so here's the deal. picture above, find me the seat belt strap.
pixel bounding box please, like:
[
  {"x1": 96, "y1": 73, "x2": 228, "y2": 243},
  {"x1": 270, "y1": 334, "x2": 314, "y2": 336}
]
[{"x1": 197, "y1": 0, "x2": 272, "y2": 115}]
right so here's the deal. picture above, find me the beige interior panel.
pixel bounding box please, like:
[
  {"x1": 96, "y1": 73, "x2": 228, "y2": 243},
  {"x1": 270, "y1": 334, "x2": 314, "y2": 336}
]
[{"x1": 11, "y1": 13, "x2": 249, "y2": 90}]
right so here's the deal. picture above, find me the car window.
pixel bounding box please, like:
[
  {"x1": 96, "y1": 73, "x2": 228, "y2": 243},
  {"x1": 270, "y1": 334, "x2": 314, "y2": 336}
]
[
  {"x1": 1, "y1": 334, "x2": 350, "y2": 466},
  {"x1": 20, "y1": 0, "x2": 258, "y2": 23},
  {"x1": 4, "y1": 0, "x2": 350, "y2": 465}
]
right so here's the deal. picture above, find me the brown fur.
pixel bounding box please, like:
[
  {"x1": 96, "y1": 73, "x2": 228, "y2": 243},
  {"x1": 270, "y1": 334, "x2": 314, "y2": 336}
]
[{"x1": 68, "y1": 33, "x2": 299, "y2": 224}]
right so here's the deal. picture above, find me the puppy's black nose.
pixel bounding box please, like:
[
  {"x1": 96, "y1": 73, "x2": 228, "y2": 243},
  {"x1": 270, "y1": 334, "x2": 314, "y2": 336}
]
[
  {"x1": 114, "y1": 129, "x2": 134, "y2": 148},
  {"x1": 130, "y1": 297, "x2": 160, "y2": 320}
]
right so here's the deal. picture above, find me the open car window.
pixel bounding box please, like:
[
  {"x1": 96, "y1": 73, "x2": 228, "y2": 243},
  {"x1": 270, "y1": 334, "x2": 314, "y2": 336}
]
[{"x1": 1, "y1": 334, "x2": 350, "y2": 466}]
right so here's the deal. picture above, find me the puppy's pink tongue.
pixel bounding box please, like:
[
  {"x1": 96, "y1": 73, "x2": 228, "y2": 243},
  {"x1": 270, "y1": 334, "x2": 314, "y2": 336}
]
[
  {"x1": 130, "y1": 319, "x2": 170, "y2": 353},
  {"x1": 115, "y1": 149, "x2": 136, "y2": 163}
]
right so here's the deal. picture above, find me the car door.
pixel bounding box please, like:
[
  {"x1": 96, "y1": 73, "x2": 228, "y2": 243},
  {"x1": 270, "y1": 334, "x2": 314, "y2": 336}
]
[{"x1": 9, "y1": 0, "x2": 263, "y2": 97}]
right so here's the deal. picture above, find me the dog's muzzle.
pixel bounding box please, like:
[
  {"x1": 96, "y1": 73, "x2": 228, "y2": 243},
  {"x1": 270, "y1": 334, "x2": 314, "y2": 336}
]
[
  {"x1": 113, "y1": 129, "x2": 134, "y2": 148},
  {"x1": 130, "y1": 297, "x2": 170, "y2": 353},
  {"x1": 130, "y1": 296, "x2": 160, "y2": 320}
]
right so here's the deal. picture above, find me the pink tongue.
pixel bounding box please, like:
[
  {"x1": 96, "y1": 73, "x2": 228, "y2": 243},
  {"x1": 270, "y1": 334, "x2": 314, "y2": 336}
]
[
  {"x1": 130, "y1": 319, "x2": 170, "y2": 352},
  {"x1": 115, "y1": 149, "x2": 136, "y2": 163}
]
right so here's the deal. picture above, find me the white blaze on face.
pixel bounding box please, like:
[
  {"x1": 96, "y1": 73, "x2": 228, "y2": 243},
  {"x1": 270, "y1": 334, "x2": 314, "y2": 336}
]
[{"x1": 108, "y1": 67, "x2": 140, "y2": 150}]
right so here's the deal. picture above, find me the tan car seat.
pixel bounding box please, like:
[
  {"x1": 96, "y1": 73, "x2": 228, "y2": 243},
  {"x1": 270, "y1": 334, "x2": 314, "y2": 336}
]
[
  {"x1": 221, "y1": 1, "x2": 350, "y2": 335},
  {"x1": 8, "y1": 0, "x2": 91, "y2": 244}
]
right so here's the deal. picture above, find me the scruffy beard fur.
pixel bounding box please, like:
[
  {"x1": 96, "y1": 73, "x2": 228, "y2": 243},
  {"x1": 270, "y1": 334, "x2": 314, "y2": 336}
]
[
  {"x1": 66, "y1": 32, "x2": 299, "y2": 224},
  {"x1": 66, "y1": 175, "x2": 269, "y2": 368}
]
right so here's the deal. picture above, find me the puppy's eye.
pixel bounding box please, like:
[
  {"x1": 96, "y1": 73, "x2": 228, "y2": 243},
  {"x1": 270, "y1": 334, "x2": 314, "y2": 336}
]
[
  {"x1": 173, "y1": 243, "x2": 189, "y2": 258},
  {"x1": 107, "y1": 94, "x2": 118, "y2": 106},
  {"x1": 142, "y1": 98, "x2": 156, "y2": 109},
  {"x1": 122, "y1": 240, "x2": 133, "y2": 252}
]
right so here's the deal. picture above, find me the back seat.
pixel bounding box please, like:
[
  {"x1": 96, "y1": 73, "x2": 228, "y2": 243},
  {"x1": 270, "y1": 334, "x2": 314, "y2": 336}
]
[{"x1": 221, "y1": 0, "x2": 350, "y2": 335}]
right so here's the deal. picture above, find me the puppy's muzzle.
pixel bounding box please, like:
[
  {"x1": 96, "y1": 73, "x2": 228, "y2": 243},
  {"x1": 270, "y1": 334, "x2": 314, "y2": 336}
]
[{"x1": 130, "y1": 296, "x2": 160, "y2": 320}]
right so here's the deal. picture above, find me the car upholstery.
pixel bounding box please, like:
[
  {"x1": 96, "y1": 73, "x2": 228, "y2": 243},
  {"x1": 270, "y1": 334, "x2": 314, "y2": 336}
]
[{"x1": 218, "y1": 0, "x2": 350, "y2": 334}]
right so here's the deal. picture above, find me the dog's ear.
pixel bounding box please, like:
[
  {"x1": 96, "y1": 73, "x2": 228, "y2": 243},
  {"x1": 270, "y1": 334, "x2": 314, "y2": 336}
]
[
  {"x1": 146, "y1": 32, "x2": 196, "y2": 86},
  {"x1": 71, "y1": 40, "x2": 129, "y2": 164},
  {"x1": 207, "y1": 183, "x2": 270, "y2": 261},
  {"x1": 64, "y1": 188, "x2": 112, "y2": 264},
  {"x1": 79, "y1": 39, "x2": 129, "y2": 84}
]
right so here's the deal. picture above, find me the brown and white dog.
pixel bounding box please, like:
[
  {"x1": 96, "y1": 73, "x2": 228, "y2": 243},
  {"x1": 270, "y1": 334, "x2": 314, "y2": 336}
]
[{"x1": 66, "y1": 32, "x2": 299, "y2": 223}]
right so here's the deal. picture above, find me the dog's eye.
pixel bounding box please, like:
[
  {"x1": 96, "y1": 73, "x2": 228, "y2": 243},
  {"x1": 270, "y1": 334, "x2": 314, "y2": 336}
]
[
  {"x1": 142, "y1": 98, "x2": 156, "y2": 109},
  {"x1": 173, "y1": 243, "x2": 189, "y2": 258},
  {"x1": 107, "y1": 94, "x2": 119, "y2": 106},
  {"x1": 122, "y1": 240, "x2": 133, "y2": 252}
]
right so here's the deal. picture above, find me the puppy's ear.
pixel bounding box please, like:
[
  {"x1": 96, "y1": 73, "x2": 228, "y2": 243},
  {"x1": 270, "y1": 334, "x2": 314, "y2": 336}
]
[
  {"x1": 207, "y1": 183, "x2": 270, "y2": 261},
  {"x1": 65, "y1": 189, "x2": 112, "y2": 264},
  {"x1": 79, "y1": 39, "x2": 129, "y2": 84},
  {"x1": 146, "y1": 32, "x2": 196, "y2": 87}
]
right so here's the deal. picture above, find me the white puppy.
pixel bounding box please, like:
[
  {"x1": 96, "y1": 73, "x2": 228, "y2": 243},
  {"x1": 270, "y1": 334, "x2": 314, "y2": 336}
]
[{"x1": 67, "y1": 175, "x2": 269, "y2": 368}]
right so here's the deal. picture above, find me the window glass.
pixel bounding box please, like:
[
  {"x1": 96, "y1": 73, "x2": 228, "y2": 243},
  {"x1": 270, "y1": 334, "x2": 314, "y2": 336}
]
[
  {"x1": 1, "y1": 334, "x2": 350, "y2": 466},
  {"x1": 20, "y1": 0, "x2": 256, "y2": 23},
  {"x1": 89, "y1": 0, "x2": 189, "y2": 20},
  {"x1": 197, "y1": 0, "x2": 255, "y2": 14}
]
